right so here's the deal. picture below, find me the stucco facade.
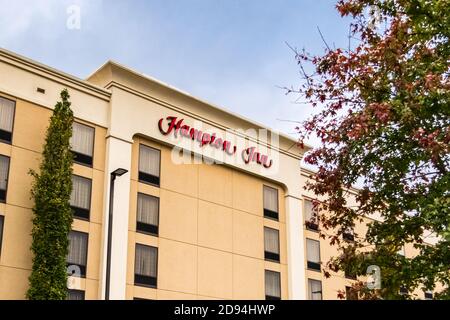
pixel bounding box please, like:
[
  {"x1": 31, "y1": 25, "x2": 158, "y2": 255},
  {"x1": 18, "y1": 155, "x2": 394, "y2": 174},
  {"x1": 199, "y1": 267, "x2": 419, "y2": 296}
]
[{"x1": 0, "y1": 48, "x2": 435, "y2": 300}]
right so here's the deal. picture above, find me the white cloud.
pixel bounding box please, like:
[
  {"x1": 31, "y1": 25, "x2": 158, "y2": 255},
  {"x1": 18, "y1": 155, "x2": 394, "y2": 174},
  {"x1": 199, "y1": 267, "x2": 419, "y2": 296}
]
[
  {"x1": 0, "y1": 0, "x2": 103, "y2": 43},
  {"x1": 0, "y1": 0, "x2": 323, "y2": 151},
  {"x1": 0, "y1": 0, "x2": 58, "y2": 41}
]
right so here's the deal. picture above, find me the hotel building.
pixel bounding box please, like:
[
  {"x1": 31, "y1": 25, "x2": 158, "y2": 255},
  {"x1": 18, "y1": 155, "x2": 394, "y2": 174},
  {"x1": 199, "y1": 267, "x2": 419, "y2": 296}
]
[{"x1": 0, "y1": 48, "x2": 436, "y2": 300}]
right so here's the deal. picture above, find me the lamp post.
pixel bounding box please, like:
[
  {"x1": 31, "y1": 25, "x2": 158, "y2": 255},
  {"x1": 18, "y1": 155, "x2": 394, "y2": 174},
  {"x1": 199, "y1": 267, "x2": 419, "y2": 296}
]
[{"x1": 105, "y1": 168, "x2": 128, "y2": 300}]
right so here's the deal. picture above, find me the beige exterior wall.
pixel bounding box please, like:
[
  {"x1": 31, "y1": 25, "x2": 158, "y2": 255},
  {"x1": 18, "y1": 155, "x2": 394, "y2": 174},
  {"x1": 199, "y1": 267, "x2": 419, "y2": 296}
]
[
  {"x1": 300, "y1": 170, "x2": 442, "y2": 300},
  {"x1": 0, "y1": 92, "x2": 108, "y2": 299},
  {"x1": 302, "y1": 208, "x2": 372, "y2": 300},
  {"x1": 90, "y1": 61, "x2": 308, "y2": 299},
  {"x1": 0, "y1": 48, "x2": 441, "y2": 300},
  {"x1": 125, "y1": 137, "x2": 288, "y2": 300}
]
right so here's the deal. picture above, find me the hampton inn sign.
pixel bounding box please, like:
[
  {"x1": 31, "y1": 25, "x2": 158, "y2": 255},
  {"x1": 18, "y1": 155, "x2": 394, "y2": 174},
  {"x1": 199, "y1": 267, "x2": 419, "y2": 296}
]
[{"x1": 158, "y1": 116, "x2": 273, "y2": 168}]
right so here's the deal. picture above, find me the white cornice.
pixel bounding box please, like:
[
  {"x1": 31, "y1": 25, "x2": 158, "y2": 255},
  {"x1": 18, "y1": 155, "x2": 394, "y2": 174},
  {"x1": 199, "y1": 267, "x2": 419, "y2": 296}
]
[
  {"x1": 91, "y1": 60, "x2": 313, "y2": 156},
  {"x1": 0, "y1": 47, "x2": 111, "y2": 101}
]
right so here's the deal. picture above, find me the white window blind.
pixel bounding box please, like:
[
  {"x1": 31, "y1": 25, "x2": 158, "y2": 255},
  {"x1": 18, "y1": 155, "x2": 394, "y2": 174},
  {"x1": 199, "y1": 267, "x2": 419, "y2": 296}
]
[
  {"x1": 308, "y1": 279, "x2": 322, "y2": 300},
  {"x1": 263, "y1": 186, "x2": 278, "y2": 212},
  {"x1": 264, "y1": 227, "x2": 280, "y2": 254},
  {"x1": 139, "y1": 145, "x2": 160, "y2": 177},
  {"x1": 306, "y1": 239, "x2": 320, "y2": 263},
  {"x1": 0, "y1": 97, "x2": 15, "y2": 132},
  {"x1": 265, "y1": 270, "x2": 281, "y2": 298},
  {"x1": 71, "y1": 122, "x2": 94, "y2": 156},
  {"x1": 67, "y1": 231, "x2": 88, "y2": 266},
  {"x1": 135, "y1": 244, "x2": 157, "y2": 277},
  {"x1": 137, "y1": 193, "x2": 159, "y2": 226},
  {"x1": 70, "y1": 176, "x2": 91, "y2": 209},
  {"x1": 305, "y1": 199, "x2": 317, "y2": 222},
  {"x1": 0, "y1": 156, "x2": 10, "y2": 190}
]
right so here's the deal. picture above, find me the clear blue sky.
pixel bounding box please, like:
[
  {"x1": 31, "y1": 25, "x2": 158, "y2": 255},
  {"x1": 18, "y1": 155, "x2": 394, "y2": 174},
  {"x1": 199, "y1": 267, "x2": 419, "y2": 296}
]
[{"x1": 0, "y1": 0, "x2": 351, "y2": 142}]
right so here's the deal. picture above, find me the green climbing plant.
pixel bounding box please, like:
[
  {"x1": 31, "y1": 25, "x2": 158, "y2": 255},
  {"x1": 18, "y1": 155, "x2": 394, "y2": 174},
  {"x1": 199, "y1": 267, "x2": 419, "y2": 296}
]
[{"x1": 27, "y1": 88, "x2": 74, "y2": 300}]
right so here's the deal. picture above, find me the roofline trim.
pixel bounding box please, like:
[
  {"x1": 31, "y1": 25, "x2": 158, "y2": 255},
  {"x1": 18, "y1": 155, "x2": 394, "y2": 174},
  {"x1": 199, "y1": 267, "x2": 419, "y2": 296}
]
[
  {"x1": 90, "y1": 60, "x2": 313, "y2": 152},
  {"x1": 300, "y1": 166, "x2": 362, "y2": 195},
  {"x1": 0, "y1": 47, "x2": 111, "y2": 100},
  {"x1": 107, "y1": 80, "x2": 304, "y2": 159}
]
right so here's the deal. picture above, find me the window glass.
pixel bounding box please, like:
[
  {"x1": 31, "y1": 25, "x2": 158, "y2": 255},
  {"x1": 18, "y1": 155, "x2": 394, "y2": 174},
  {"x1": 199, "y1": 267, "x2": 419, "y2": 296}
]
[
  {"x1": 265, "y1": 270, "x2": 281, "y2": 299},
  {"x1": 71, "y1": 122, "x2": 94, "y2": 156},
  {"x1": 308, "y1": 279, "x2": 322, "y2": 300},
  {"x1": 264, "y1": 227, "x2": 280, "y2": 261}
]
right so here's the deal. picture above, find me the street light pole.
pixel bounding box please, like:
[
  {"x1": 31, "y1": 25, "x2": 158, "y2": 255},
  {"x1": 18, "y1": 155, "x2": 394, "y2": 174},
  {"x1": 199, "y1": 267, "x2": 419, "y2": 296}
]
[{"x1": 105, "y1": 168, "x2": 128, "y2": 300}]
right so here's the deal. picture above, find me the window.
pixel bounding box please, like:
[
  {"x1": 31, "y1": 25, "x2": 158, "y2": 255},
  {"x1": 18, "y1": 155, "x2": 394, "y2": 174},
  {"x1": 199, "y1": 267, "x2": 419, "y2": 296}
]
[
  {"x1": 0, "y1": 97, "x2": 15, "y2": 143},
  {"x1": 134, "y1": 244, "x2": 158, "y2": 287},
  {"x1": 346, "y1": 286, "x2": 358, "y2": 300},
  {"x1": 265, "y1": 270, "x2": 281, "y2": 300},
  {"x1": 397, "y1": 245, "x2": 405, "y2": 256},
  {"x1": 67, "y1": 231, "x2": 88, "y2": 277},
  {"x1": 308, "y1": 279, "x2": 322, "y2": 300},
  {"x1": 136, "y1": 193, "x2": 159, "y2": 235},
  {"x1": 306, "y1": 238, "x2": 321, "y2": 271},
  {"x1": 424, "y1": 291, "x2": 433, "y2": 300},
  {"x1": 264, "y1": 227, "x2": 280, "y2": 262},
  {"x1": 345, "y1": 268, "x2": 357, "y2": 280},
  {"x1": 70, "y1": 175, "x2": 92, "y2": 220},
  {"x1": 304, "y1": 199, "x2": 319, "y2": 231},
  {"x1": 67, "y1": 289, "x2": 85, "y2": 300},
  {"x1": 263, "y1": 186, "x2": 278, "y2": 220},
  {"x1": 0, "y1": 155, "x2": 10, "y2": 202},
  {"x1": 0, "y1": 215, "x2": 4, "y2": 257},
  {"x1": 70, "y1": 122, "x2": 94, "y2": 166},
  {"x1": 138, "y1": 145, "x2": 160, "y2": 186},
  {"x1": 343, "y1": 226, "x2": 355, "y2": 242}
]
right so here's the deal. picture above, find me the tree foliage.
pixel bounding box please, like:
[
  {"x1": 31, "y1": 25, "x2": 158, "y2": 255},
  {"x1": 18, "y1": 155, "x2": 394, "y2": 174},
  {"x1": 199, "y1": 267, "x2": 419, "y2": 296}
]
[
  {"x1": 290, "y1": 0, "x2": 450, "y2": 299},
  {"x1": 27, "y1": 89, "x2": 74, "y2": 300}
]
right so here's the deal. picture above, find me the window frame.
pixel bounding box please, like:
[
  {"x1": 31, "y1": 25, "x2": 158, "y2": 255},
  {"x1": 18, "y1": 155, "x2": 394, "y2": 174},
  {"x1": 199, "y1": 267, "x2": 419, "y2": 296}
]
[
  {"x1": 344, "y1": 268, "x2": 357, "y2": 280},
  {"x1": 346, "y1": 286, "x2": 358, "y2": 300},
  {"x1": 343, "y1": 226, "x2": 355, "y2": 242},
  {"x1": 424, "y1": 291, "x2": 433, "y2": 300},
  {"x1": 308, "y1": 279, "x2": 323, "y2": 300},
  {"x1": 71, "y1": 121, "x2": 95, "y2": 167},
  {"x1": 264, "y1": 226, "x2": 280, "y2": 262},
  {"x1": 70, "y1": 174, "x2": 92, "y2": 221},
  {"x1": 304, "y1": 199, "x2": 319, "y2": 231},
  {"x1": 263, "y1": 185, "x2": 279, "y2": 221},
  {"x1": 66, "y1": 289, "x2": 85, "y2": 300},
  {"x1": 0, "y1": 155, "x2": 11, "y2": 203},
  {"x1": 265, "y1": 270, "x2": 281, "y2": 300},
  {"x1": 138, "y1": 144, "x2": 161, "y2": 187},
  {"x1": 67, "y1": 230, "x2": 89, "y2": 278},
  {"x1": 306, "y1": 238, "x2": 321, "y2": 271},
  {"x1": 136, "y1": 193, "x2": 160, "y2": 236},
  {"x1": 134, "y1": 244, "x2": 158, "y2": 288},
  {"x1": 0, "y1": 96, "x2": 16, "y2": 145},
  {"x1": 0, "y1": 215, "x2": 4, "y2": 257}
]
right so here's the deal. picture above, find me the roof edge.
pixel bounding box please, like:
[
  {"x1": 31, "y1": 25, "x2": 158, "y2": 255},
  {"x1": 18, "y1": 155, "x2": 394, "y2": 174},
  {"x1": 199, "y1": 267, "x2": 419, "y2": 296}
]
[
  {"x1": 0, "y1": 47, "x2": 111, "y2": 99},
  {"x1": 88, "y1": 60, "x2": 313, "y2": 154}
]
